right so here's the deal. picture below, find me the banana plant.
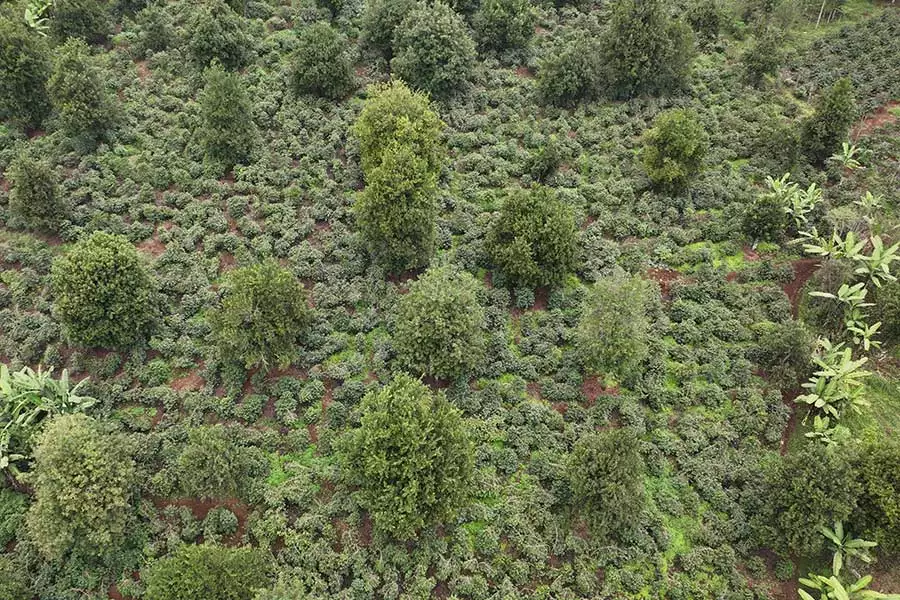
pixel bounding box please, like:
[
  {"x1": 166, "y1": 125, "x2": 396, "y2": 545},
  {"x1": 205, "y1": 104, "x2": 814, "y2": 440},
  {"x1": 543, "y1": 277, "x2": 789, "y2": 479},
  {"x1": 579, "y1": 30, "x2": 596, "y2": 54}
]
[
  {"x1": 819, "y1": 521, "x2": 877, "y2": 577},
  {"x1": 855, "y1": 236, "x2": 900, "y2": 288},
  {"x1": 828, "y1": 142, "x2": 864, "y2": 172},
  {"x1": 803, "y1": 230, "x2": 867, "y2": 263},
  {"x1": 23, "y1": 0, "x2": 52, "y2": 36},
  {"x1": 810, "y1": 283, "x2": 881, "y2": 350},
  {"x1": 805, "y1": 415, "x2": 851, "y2": 447},
  {"x1": 796, "y1": 339, "x2": 871, "y2": 419},
  {"x1": 799, "y1": 574, "x2": 900, "y2": 600}
]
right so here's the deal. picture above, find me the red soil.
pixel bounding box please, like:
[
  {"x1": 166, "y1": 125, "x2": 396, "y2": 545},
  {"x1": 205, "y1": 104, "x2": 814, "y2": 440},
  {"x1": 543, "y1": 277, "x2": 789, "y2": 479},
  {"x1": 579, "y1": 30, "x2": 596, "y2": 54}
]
[
  {"x1": 515, "y1": 66, "x2": 533, "y2": 78},
  {"x1": 782, "y1": 259, "x2": 820, "y2": 318},
  {"x1": 851, "y1": 101, "x2": 900, "y2": 140},
  {"x1": 135, "y1": 60, "x2": 150, "y2": 82},
  {"x1": 645, "y1": 268, "x2": 681, "y2": 300},
  {"x1": 137, "y1": 231, "x2": 166, "y2": 257},
  {"x1": 526, "y1": 381, "x2": 541, "y2": 399},
  {"x1": 172, "y1": 369, "x2": 204, "y2": 392},
  {"x1": 581, "y1": 375, "x2": 619, "y2": 406}
]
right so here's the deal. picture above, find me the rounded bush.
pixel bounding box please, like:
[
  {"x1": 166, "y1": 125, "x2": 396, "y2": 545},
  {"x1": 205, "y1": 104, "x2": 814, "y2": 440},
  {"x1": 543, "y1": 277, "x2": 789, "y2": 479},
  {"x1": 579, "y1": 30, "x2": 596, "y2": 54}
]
[
  {"x1": 742, "y1": 187, "x2": 788, "y2": 243},
  {"x1": 345, "y1": 373, "x2": 473, "y2": 538},
  {"x1": 199, "y1": 62, "x2": 256, "y2": 171},
  {"x1": 7, "y1": 149, "x2": 63, "y2": 232},
  {"x1": 536, "y1": 38, "x2": 601, "y2": 107},
  {"x1": 486, "y1": 185, "x2": 578, "y2": 289},
  {"x1": 471, "y1": 0, "x2": 534, "y2": 51},
  {"x1": 208, "y1": 259, "x2": 311, "y2": 370},
  {"x1": 176, "y1": 425, "x2": 256, "y2": 500},
  {"x1": 390, "y1": 1, "x2": 476, "y2": 100},
  {"x1": 292, "y1": 22, "x2": 355, "y2": 100},
  {"x1": 188, "y1": 0, "x2": 250, "y2": 70},
  {"x1": 393, "y1": 265, "x2": 486, "y2": 380},
  {"x1": 143, "y1": 544, "x2": 270, "y2": 600},
  {"x1": 642, "y1": 108, "x2": 708, "y2": 191},
  {"x1": 49, "y1": 0, "x2": 111, "y2": 43},
  {"x1": 361, "y1": 0, "x2": 416, "y2": 57},
  {"x1": 855, "y1": 437, "x2": 900, "y2": 552},
  {"x1": 47, "y1": 38, "x2": 114, "y2": 143},
  {"x1": 51, "y1": 231, "x2": 157, "y2": 348},
  {"x1": 0, "y1": 18, "x2": 51, "y2": 129}
]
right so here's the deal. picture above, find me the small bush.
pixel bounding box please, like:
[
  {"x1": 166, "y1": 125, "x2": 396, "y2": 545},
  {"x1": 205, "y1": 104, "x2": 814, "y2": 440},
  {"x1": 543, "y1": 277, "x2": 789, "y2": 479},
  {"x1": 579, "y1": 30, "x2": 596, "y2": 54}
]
[
  {"x1": 199, "y1": 62, "x2": 256, "y2": 171},
  {"x1": 742, "y1": 185, "x2": 789, "y2": 243},
  {"x1": 471, "y1": 0, "x2": 534, "y2": 51},
  {"x1": 801, "y1": 77, "x2": 856, "y2": 165},
  {"x1": 536, "y1": 38, "x2": 601, "y2": 107},
  {"x1": 7, "y1": 149, "x2": 63, "y2": 232},
  {"x1": 292, "y1": 22, "x2": 354, "y2": 99},
  {"x1": 47, "y1": 38, "x2": 114, "y2": 143},
  {"x1": 642, "y1": 109, "x2": 708, "y2": 192},
  {"x1": 748, "y1": 320, "x2": 813, "y2": 389},
  {"x1": 176, "y1": 425, "x2": 257, "y2": 500},
  {"x1": 741, "y1": 29, "x2": 784, "y2": 86},
  {"x1": 143, "y1": 544, "x2": 271, "y2": 600},
  {"x1": 188, "y1": 0, "x2": 250, "y2": 70},
  {"x1": 0, "y1": 18, "x2": 51, "y2": 129}
]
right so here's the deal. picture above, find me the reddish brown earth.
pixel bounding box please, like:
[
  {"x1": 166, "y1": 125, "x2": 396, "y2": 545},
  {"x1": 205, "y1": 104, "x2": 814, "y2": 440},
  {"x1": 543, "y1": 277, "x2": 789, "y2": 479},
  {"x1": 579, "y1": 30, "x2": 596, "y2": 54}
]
[
  {"x1": 219, "y1": 252, "x2": 236, "y2": 272},
  {"x1": 782, "y1": 259, "x2": 820, "y2": 317},
  {"x1": 515, "y1": 65, "x2": 533, "y2": 78},
  {"x1": 171, "y1": 368, "x2": 204, "y2": 392},
  {"x1": 152, "y1": 497, "x2": 249, "y2": 546},
  {"x1": 137, "y1": 231, "x2": 166, "y2": 257},
  {"x1": 526, "y1": 381, "x2": 541, "y2": 399},
  {"x1": 645, "y1": 268, "x2": 682, "y2": 300},
  {"x1": 851, "y1": 101, "x2": 900, "y2": 139},
  {"x1": 135, "y1": 60, "x2": 149, "y2": 82},
  {"x1": 581, "y1": 375, "x2": 619, "y2": 406},
  {"x1": 779, "y1": 389, "x2": 802, "y2": 456}
]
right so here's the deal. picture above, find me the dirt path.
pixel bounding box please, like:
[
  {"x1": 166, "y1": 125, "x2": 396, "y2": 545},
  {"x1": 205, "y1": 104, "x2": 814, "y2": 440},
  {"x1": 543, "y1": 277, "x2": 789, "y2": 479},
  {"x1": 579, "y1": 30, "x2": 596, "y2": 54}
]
[
  {"x1": 851, "y1": 101, "x2": 900, "y2": 139},
  {"x1": 782, "y1": 259, "x2": 820, "y2": 318}
]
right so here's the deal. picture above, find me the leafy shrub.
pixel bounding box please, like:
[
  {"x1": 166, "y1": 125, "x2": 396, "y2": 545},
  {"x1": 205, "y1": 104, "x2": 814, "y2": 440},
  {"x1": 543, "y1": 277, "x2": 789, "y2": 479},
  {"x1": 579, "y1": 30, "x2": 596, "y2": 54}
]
[
  {"x1": 801, "y1": 77, "x2": 856, "y2": 165},
  {"x1": 199, "y1": 62, "x2": 256, "y2": 171},
  {"x1": 176, "y1": 425, "x2": 257, "y2": 500},
  {"x1": 748, "y1": 320, "x2": 813, "y2": 389},
  {"x1": 854, "y1": 437, "x2": 900, "y2": 552},
  {"x1": 26, "y1": 414, "x2": 136, "y2": 560},
  {"x1": 568, "y1": 429, "x2": 647, "y2": 537},
  {"x1": 49, "y1": 0, "x2": 111, "y2": 43},
  {"x1": 0, "y1": 555, "x2": 28, "y2": 600},
  {"x1": 7, "y1": 149, "x2": 62, "y2": 232},
  {"x1": 51, "y1": 231, "x2": 157, "y2": 348},
  {"x1": 0, "y1": 488, "x2": 26, "y2": 547},
  {"x1": 360, "y1": 0, "x2": 416, "y2": 57},
  {"x1": 390, "y1": 1, "x2": 476, "y2": 99},
  {"x1": 188, "y1": 0, "x2": 250, "y2": 70},
  {"x1": 47, "y1": 38, "x2": 114, "y2": 143},
  {"x1": 345, "y1": 373, "x2": 473, "y2": 538},
  {"x1": 143, "y1": 544, "x2": 271, "y2": 600},
  {"x1": 741, "y1": 29, "x2": 784, "y2": 86},
  {"x1": 873, "y1": 280, "x2": 900, "y2": 344},
  {"x1": 641, "y1": 109, "x2": 708, "y2": 192},
  {"x1": 292, "y1": 22, "x2": 354, "y2": 99},
  {"x1": 601, "y1": 0, "x2": 695, "y2": 99},
  {"x1": 486, "y1": 185, "x2": 578, "y2": 289},
  {"x1": 208, "y1": 260, "x2": 311, "y2": 370},
  {"x1": 471, "y1": 0, "x2": 534, "y2": 51},
  {"x1": 132, "y1": 2, "x2": 175, "y2": 57},
  {"x1": 575, "y1": 273, "x2": 653, "y2": 382},
  {"x1": 742, "y1": 187, "x2": 788, "y2": 243},
  {"x1": 393, "y1": 265, "x2": 486, "y2": 380},
  {"x1": 0, "y1": 18, "x2": 51, "y2": 129},
  {"x1": 687, "y1": 0, "x2": 724, "y2": 44},
  {"x1": 536, "y1": 38, "x2": 601, "y2": 107}
]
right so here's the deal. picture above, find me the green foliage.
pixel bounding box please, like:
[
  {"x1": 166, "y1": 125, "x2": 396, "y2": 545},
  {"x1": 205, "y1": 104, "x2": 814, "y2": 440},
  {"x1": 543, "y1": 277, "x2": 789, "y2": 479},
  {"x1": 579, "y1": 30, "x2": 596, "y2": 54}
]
[
  {"x1": 345, "y1": 373, "x2": 473, "y2": 538},
  {"x1": 575, "y1": 273, "x2": 653, "y2": 382},
  {"x1": 47, "y1": 38, "x2": 114, "y2": 143},
  {"x1": 49, "y1": 0, "x2": 110, "y2": 43},
  {"x1": 208, "y1": 260, "x2": 311, "y2": 370},
  {"x1": 873, "y1": 280, "x2": 900, "y2": 344},
  {"x1": 536, "y1": 37, "x2": 601, "y2": 107},
  {"x1": 687, "y1": 0, "x2": 724, "y2": 44},
  {"x1": 568, "y1": 429, "x2": 646, "y2": 537},
  {"x1": 393, "y1": 265, "x2": 485, "y2": 380},
  {"x1": 51, "y1": 231, "x2": 157, "y2": 348},
  {"x1": 0, "y1": 555, "x2": 29, "y2": 600},
  {"x1": 175, "y1": 425, "x2": 256, "y2": 500},
  {"x1": 187, "y1": 0, "x2": 249, "y2": 70},
  {"x1": 7, "y1": 148, "x2": 62, "y2": 232},
  {"x1": 801, "y1": 77, "x2": 856, "y2": 165},
  {"x1": 749, "y1": 320, "x2": 813, "y2": 389},
  {"x1": 855, "y1": 437, "x2": 900, "y2": 552},
  {"x1": 132, "y1": 2, "x2": 174, "y2": 57},
  {"x1": 26, "y1": 414, "x2": 136, "y2": 560},
  {"x1": 641, "y1": 108, "x2": 708, "y2": 191},
  {"x1": 601, "y1": 0, "x2": 696, "y2": 99},
  {"x1": 486, "y1": 185, "x2": 578, "y2": 289},
  {"x1": 743, "y1": 187, "x2": 789, "y2": 243},
  {"x1": 292, "y1": 22, "x2": 354, "y2": 100},
  {"x1": 143, "y1": 544, "x2": 271, "y2": 600},
  {"x1": 390, "y1": 1, "x2": 476, "y2": 99},
  {"x1": 0, "y1": 488, "x2": 27, "y2": 547},
  {"x1": 360, "y1": 0, "x2": 416, "y2": 57},
  {"x1": 0, "y1": 17, "x2": 51, "y2": 128},
  {"x1": 471, "y1": 0, "x2": 534, "y2": 51},
  {"x1": 741, "y1": 29, "x2": 784, "y2": 86},
  {"x1": 199, "y1": 62, "x2": 256, "y2": 171}
]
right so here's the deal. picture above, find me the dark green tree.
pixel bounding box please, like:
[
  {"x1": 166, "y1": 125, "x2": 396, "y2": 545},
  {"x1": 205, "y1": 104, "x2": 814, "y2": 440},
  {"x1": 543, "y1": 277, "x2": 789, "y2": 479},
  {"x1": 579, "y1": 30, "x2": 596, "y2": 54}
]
[
  {"x1": 176, "y1": 425, "x2": 257, "y2": 500},
  {"x1": 576, "y1": 274, "x2": 654, "y2": 382},
  {"x1": 208, "y1": 259, "x2": 311, "y2": 370},
  {"x1": 7, "y1": 148, "x2": 63, "y2": 232},
  {"x1": 345, "y1": 374, "x2": 473, "y2": 539},
  {"x1": 854, "y1": 437, "x2": 900, "y2": 552},
  {"x1": 50, "y1": 0, "x2": 111, "y2": 43},
  {"x1": 143, "y1": 544, "x2": 271, "y2": 600},
  {"x1": 26, "y1": 414, "x2": 136, "y2": 560},
  {"x1": 360, "y1": 0, "x2": 417, "y2": 58},
  {"x1": 568, "y1": 429, "x2": 647, "y2": 537},
  {"x1": 390, "y1": 1, "x2": 476, "y2": 99},
  {"x1": 687, "y1": 0, "x2": 724, "y2": 45},
  {"x1": 601, "y1": 0, "x2": 696, "y2": 99},
  {"x1": 0, "y1": 555, "x2": 28, "y2": 600},
  {"x1": 47, "y1": 38, "x2": 114, "y2": 143},
  {"x1": 742, "y1": 185, "x2": 789, "y2": 243},
  {"x1": 471, "y1": 0, "x2": 534, "y2": 51},
  {"x1": 187, "y1": 0, "x2": 250, "y2": 70},
  {"x1": 486, "y1": 185, "x2": 578, "y2": 289},
  {"x1": 741, "y1": 28, "x2": 784, "y2": 86},
  {"x1": 51, "y1": 231, "x2": 157, "y2": 348},
  {"x1": 199, "y1": 62, "x2": 256, "y2": 171},
  {"x1": 801, "y1": 77, "x2": 856, "y2": 165},
  {"x1": 536, "y1": 38, "x2": 601, "y2": 107},
  {"x1": 748, "y1": 320, "x2": 813, "y2": 389},
  {"x1": 393, "y1": 266, "x2": 485, "y2": 380},
  {"x1": 292, "y1": 22, "x2": 355, "y2": 100},
  {"x1": 133, "y1": 2, "x2": 175, "y2": 57},
  {"x1": 642, "y1": 108, "x2": 708, "y2": 191},
  {"x1": 0, "y1": 18, "x2": 51, "y2": 129}
]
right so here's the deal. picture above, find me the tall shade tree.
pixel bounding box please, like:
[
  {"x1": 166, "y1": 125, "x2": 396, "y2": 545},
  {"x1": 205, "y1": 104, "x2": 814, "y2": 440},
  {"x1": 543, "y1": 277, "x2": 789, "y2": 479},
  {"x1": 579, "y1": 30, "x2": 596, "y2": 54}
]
[
  {"x1": 143, "y1": 544, "x2": 271, "y2": 600},
  {"x1": 47, "y1": 38, "x2": 114, "y2": 144},
  {"x1": 208, "y1": 259, "x2": 311, "y2": 370},
  {"x1": 49, "y1": 0, "x2": 111, "y2": 43},
  {"x1": 292, "y1": 22, "x2": 355, "y2": 100},
  {"x1": 51, "y1": 231, "x2": 157, "y2": 348},
  {"x1": 345, "y1": 374, "x2": 473, "y2": 538},
  {"x1": 360, "y1": 0, "x2": 417, "y2": 58},
  {"x1": 7, "y1": 148, "x2": 63, "y2": 232},
  {"x1": 199, "y1": 62, "x2": 256, "y2": 171},
  {"x1": 390, "y1": 1, "x2": 476, "y2": 100},
  {"x1": 801, "y1": 77, "x2": 856, "y2": 165},
  {"x1": 26, "y1": 414, "x2": 136, "y2": 560},
  {"x1": 472, "y1": 0, "x2": 534, "y2": 51},
  {"x1": 187, "y1": 0, "x2": 250, "y2": 70},
  {"x1": 0, "y1": 18, "x2": 51, "y2": 129},
  {"x1": 601, "y1": 0, "x2": 695, "y2": 99},
  {"x1": 642, "y1": 108, "x2": 709, "y2": 192},
  {"x1": 393, "y1": 265, "x2": 486, "y2": 380},
  {"x1": 486, "y1": 185, "x2": 578, "y2": 289},
  {"x1": 854, "y1": 437, "x2": 900, "y2": 552}
]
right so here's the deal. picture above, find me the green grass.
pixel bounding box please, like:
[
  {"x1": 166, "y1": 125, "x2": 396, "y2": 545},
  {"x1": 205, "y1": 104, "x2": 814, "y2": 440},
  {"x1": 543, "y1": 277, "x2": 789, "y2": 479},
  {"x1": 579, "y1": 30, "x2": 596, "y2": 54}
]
[
  {"x1": 266, "y1": 446, "x2": 318, "y2": 487},
  {"x1": 844, "y1": 374, "x2": 900, "y2": 438}
]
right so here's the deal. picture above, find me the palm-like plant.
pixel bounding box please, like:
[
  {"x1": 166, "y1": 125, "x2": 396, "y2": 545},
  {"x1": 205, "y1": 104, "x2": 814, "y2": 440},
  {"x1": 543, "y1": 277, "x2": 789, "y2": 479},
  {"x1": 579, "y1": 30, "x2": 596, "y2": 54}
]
[
  {"x1": 796, "y1": 339, "x2": 871, "y2": 419},
  {"x1": 23, "y1": 0, "x2": 52, "y2": 36},
  {"x1": 855, "y1": 236, "x2": 900, "y2": 288},
  {"x1": 810, "y1": 283, "x2": 881, "y2": 351},
  {"x1": 828, "y1": 142, "x2": 864, "y2": 172},
  {"x1": 819, "y1": 521, "x2": 877, "y2": 577},
  {"x1": 799, "y1": 574, "x2": 900, "y2": 600}
]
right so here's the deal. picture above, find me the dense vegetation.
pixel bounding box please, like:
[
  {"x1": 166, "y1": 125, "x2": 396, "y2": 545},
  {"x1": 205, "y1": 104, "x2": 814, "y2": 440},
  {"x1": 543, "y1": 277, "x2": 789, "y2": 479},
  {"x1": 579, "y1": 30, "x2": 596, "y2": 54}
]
[{"x1": 1, "y1": 0, "x2": 900, "y2": 598}]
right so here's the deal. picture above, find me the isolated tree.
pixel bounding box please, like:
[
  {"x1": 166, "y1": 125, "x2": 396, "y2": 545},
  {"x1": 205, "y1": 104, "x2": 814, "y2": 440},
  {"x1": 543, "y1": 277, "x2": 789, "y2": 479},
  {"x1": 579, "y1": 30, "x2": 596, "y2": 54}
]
[
  {"x1": 801, "y1": 77, "x2": 856, "y2": 165},
  {"x1": 143, "y1": 544, "x2": 270, "y2": 600},
  {"x1": 346, "y1": 374, "x2": 473, "y2": 538},
  {"x1": 354, "y1": 138, "x2": 438, "y2": 271},
  {"x1": 576, "y1": 274, "x2": 653, "y2": 382},
  {"x1": 352, "y1": 79, "x2": 445, "y2": 177},
  {"x1": 50, "y1": 0, "x2": 111, "y2": 43},
  {"x1": 601, "y1": 0, "x2": 696, "y2": 99},
  {"x1": 47, "y1": 38, "x2": 114, "y2": 143},
  {"x1": 292, "y1": 22, "x2": 355, "y2": 99},
  {"x1": 390, "y1": 1, "x2": 476, "y2": 99},
  {"x1": 486, "y1": 185, "x2": 578, "y2": 289},
  {"x1": 568, "y1": 429, "x2": 646, "y2": 536},
  {"x1": 51, "y1": 231, "x2": 157, "y2": 348},
  {"x1": 187, "y1": 0, "x2": 249, "y2": 70},
  {"x1": 472, "y1": 0, "x2": 534, "y2": 51},
  {"x1": 360, "y1": 0, "x2": 417, "y2": 57},
  {"x1": 176, "y1": 426, "x2": 255, "y2": 500},
  {"x1": 642, "y1": 109, "x2": 708, "y2": 191},
  {"x1": 7, "y1": 149, "x2": 63, "y2": 232},
  {"x1": 536, "y1": 38, "x2": 601, "y2": 107},
  {"x1": 393, "y1": 266, "x2": 486, "y2": 380},
  {"x1": 0, "y1": 18, "x2": 51, "y2": 129},
  {"x1": 199, "y1": 62, "x2": 256, "y2": 171},
  {"x1": 26, "y1": 414, "x2": 136, "y2": 560},
  {"x1": 209, "y1": 259, "x2": 310, "y2": 370},
  {"x1": 741, "y1": 29, "x2": 784, "y2": 86}
]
